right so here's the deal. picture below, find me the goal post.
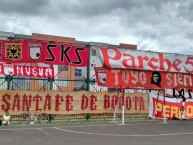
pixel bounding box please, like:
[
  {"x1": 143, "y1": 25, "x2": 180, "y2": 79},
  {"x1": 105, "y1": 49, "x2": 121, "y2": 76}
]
[{"x1": 112, "y1": 88, "x2": 125, "y2": 125}]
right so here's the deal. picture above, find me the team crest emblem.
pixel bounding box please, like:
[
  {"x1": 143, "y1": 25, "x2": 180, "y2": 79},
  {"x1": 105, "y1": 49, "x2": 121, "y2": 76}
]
[
  {"x1": 97, "y1": 68, "x2": 108, "y2": 85},
  {"x1": 3, "y1": 63, "x2": 14, "y2": 75},
  {"x1": 6, "y1": 43, "x2": 22, "y2": 60},
  {"x1": 29, "y1": 43, "x2": 41, "y2": 60}
]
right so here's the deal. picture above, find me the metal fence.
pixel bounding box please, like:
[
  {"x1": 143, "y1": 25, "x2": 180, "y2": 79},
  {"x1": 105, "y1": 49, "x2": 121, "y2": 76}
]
[
  {"x1": 0, "y1": 76, "x2": 149, "y2": 93},
  {"x1": 0, "y1": 76, "x2": 88, "y2": 91}
]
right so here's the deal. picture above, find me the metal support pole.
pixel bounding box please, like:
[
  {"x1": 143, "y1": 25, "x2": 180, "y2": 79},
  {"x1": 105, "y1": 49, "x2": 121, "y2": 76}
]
[
  {"x1": 121, "y1": 105, "x2": 125, "y2": 125},
  {"x1": 49, "y1": 77, "x2": 54, "y2": 122},
  {"x1": 121, "y1": 89, "x2": 125, "y2": 125},
  {"x1": 86, "y1": 46, "x2": 91, "y2": 91},
  {"x1": 6, "y1": 75, "x2": 12, "y2": 90},
  {"x1": 163, "y1": 89, "x2": 167, "y2": 123}
]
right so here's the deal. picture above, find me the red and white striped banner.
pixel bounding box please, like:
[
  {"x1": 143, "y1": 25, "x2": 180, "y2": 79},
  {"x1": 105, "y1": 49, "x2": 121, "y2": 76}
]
[{"x1": 149, "y1": 93, "x2": 193, "y2": 119}]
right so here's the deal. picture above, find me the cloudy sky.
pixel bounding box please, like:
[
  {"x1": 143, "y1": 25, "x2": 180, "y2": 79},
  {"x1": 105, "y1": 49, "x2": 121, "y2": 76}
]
[{"x1": 0, "y1": 0, "x2": 193, "y2": 55}]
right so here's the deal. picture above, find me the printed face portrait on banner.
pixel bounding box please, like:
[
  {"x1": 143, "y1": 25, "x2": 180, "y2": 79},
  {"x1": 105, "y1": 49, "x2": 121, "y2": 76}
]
[{"x1": 151, "y1": 71, "x2": 162, "y2": 87}]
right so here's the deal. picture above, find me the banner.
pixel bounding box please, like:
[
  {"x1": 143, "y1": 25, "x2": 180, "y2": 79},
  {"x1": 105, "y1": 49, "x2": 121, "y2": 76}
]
[
  {"x1": 165, "y1": 88, "x2": 193, "y2": 98},
  {"x1": 95, "y1": 67, "x2": 193, "y2": 89},
  {"x1": 0, "y1": 40, "x2": 89, "y2": 66},
  {"x1": 0, "y1": 64, "x2": 54, "y2": 78},
  {"x1": 149, "y1": 92, "x2": 193, "y2": 119},
  {"x1": 0, "y1": 90, "x2": 149, "y2": 115},
  {"x1": 99, "y1": 47, "x2": 193, "y2": 74}
]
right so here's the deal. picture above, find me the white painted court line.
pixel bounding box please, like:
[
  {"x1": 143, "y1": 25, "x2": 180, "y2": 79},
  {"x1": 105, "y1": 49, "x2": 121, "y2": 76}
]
[
  {"x1": 38, "y1": 128, "x2": 49, "y2": 136},
  {"x1": 54, "y1": 127, "x2": 193, "y2": 137}
]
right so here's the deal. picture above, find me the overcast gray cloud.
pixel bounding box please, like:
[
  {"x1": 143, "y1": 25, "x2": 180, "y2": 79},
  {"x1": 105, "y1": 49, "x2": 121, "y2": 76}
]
[{"x1": 0, "y1": 0, "x2": 193, "y2": 55}]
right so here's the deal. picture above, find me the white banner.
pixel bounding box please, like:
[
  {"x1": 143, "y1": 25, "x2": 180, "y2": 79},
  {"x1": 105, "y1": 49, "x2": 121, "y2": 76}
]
[{"x1": 99, "y1": 47, "x2": 193, "y2": 74}]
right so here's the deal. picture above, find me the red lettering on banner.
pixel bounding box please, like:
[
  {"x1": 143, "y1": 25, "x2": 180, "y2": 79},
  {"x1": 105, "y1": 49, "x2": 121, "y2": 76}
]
[
  {"x1": 80, "y1": 95, "x2": 98, "y2": 111},
  {"x1": 1, "y1": 94, "x2": 11, "y2": 111},
  {"x1": 22, "y1": 94, "x2": 32, "y2": 111},
  {"x1": 137, "y1": 56, "x2": 149, "y2": 69},
  {"x1": 12, "y1": 94, "x2": 20, "y2": 111},
  {"x1": 158, "y1": 53, "x2": 171, "y2": 71},
  {"x1": 102, "y1": 48, "x2": 122, "y2": 68},
  {"x1": 111, "y1": 95, "x2": 118, "y2": 109},
  {"x1": 90, "y1": 95, "x2": 97, "y2": 110},
  {"x1": 66, "y1": 95, "x2": 73, "y2": 111},
  {"x1": 81, "y1": 95, "x2": 89, "y2": 110},
  {"x1": 103, "y1": 95, "x2": 145, "y2": 111},
  {"x1": 148, "y1": 57, "x2": 159, "y2": 70},
  {"x1": 172, "y1": 59, "x2": 182, "y2": 72},
  {"x1": 100, "y1": 48, "x2": 193, "y2": 74},
  {"x1": 104, "y1": 95, "x2": 110, "y2": 109},
  {"x1": 44, "y1": 94, "x2": 51, "y2": 111},
  {"x1": 126, "y1": 97, "x2": 131, "y2": 110},
  {"x1": 33, "y1": 95, "x2": 42, "y2": 111},
  {"x1": 185, "y1": 56, "x2": 193, "y2": 73},
  {"x1": 133, "y1": 96, "x2": 139, "y2": 110},
  {"x1": 55, "y1": 94, "x2": 64, "y2": 111},
  {"x1": 139, "y1": 96, "x2": 145, "y2": 110},
  {"x1": 0, "y1": 92, "x2": 148, "y2": 114},
  {"x1": 122, "y1": 54, "x2": 136, "y2": 68}
]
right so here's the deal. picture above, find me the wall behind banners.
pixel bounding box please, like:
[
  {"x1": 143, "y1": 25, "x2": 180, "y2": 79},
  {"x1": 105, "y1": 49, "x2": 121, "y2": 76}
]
[{"x1": 0, "y1": 90, "x2": 149, "y2": 115}]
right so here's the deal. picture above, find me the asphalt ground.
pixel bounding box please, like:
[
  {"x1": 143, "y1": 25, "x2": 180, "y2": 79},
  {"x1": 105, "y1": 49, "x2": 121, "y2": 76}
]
[{"x1": 1, "y1": 119, "x2": 193, "y2": 145}]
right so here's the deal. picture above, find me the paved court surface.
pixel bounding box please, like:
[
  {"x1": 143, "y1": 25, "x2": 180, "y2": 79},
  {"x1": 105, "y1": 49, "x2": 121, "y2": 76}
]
[{"x1": 1, "y1": 119, "x2": 193, "y2": 145}]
